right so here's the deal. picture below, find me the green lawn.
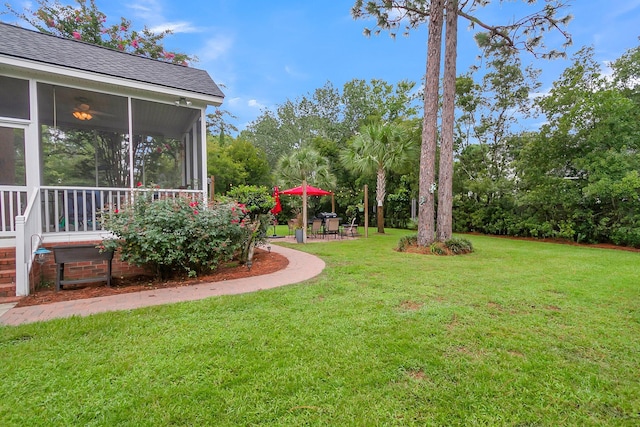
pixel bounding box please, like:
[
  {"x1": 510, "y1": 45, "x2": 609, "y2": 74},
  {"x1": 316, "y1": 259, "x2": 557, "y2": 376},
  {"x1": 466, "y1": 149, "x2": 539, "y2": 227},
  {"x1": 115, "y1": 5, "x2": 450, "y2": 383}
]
[{"x1": 1, "y1": 231, "x2": 639, "y2": 426}]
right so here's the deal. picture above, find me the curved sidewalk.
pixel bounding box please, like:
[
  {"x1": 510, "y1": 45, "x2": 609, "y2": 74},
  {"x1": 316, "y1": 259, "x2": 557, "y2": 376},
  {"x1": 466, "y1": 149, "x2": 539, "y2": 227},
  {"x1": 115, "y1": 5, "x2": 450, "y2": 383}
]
[{"x1": 0, "y1": 245, "x2": 325, "y2": 326}]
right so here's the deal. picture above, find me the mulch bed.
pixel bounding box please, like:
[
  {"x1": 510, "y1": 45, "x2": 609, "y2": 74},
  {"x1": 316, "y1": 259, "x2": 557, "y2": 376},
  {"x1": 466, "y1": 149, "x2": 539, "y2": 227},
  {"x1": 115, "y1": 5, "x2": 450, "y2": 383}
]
[{"x1": 17, "y1": 248, "x2": 289, "y2": 307}]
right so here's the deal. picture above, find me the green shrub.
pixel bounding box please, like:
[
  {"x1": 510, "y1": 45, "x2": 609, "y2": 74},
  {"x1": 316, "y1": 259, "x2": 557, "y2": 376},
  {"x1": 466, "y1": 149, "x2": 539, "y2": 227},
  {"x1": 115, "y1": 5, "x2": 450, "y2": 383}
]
[
  {"x1": 430, "y1": 242, "x2": 447, "y2": 255},
  {"x1": 101, "y1": 193, "x2": 248, "y2": 279},
  {"x1": 406, "y1": 218, "x2": 418, "y2": 230},
  {"x1": 397, "y1": 234, "x2": 475, "y2": 255},
  {"x1": 397, "y1": 234, "x2": 417, "y2": 252},
  {"x1": 444, "y1": 237, "x2": 474, "y2": 254}
]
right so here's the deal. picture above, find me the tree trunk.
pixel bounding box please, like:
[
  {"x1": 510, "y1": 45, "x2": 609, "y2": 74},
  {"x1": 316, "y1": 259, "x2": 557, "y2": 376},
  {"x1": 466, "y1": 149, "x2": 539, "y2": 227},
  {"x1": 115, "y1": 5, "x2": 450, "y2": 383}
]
[
  {"x1": 417, "y1": 0, "x2": 444, "y2": 247},
  {"x1": 376, "y1": 167, "x2": 386, "y2": 233},
  {"x1": 437, "y1": 0, "x2": 458, "y2": 242}
]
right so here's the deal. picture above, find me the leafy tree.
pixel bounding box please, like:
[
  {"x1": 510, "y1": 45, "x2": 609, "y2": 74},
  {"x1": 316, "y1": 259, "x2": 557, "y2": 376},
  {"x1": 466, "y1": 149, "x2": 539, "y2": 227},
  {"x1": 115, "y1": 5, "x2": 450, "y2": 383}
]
[
  {"x1": 241, "y1": 84, "x2": 344, "y2": 169},
  {"x1": 207, "y1": 135, "x2": 271, "y2": 194},
  {"x1": 520, "y1": 46, "x2": 640, "y2": 245},
  {"x1": 207, "y1": 136, "x2": 246, "y2": 194},
  {"x1": 341, "y1": 78, "x2": 419, "y2": 134},
  {"x1": 341, "y1": 121, "x2": 416, "y2": 233},
  {"x1": 242, "y1": 79, "x2": 419, "y2": 170},
  {"x1": 352, "y1": 0, "x2": 572, "y2": 245}
]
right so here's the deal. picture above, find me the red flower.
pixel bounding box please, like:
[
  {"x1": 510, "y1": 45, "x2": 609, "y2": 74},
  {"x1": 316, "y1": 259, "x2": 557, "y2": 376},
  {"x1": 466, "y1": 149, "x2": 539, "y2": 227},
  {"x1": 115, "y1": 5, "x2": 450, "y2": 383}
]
[
  {"x1": 114, "y1": 209, "x2": 119, "y2": 214},
  {"x1": 72, "y1": 31, "x2": 81, "y2": 40},
  {"x1": 137, "y1": 182, "x2": 142, "y2": 187},
  {"x1": 132, "y1": 39, "x2": 139, "y2": 48},
  {"x1": 193, "y1": 210, "x2": 199, "y2": 215}
]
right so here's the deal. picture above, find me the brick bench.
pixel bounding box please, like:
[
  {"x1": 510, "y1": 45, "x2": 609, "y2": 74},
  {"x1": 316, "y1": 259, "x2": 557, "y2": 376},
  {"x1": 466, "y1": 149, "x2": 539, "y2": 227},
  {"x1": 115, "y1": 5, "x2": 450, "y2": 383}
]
[{"x1": 53, "y1": 245, "x2": 115, "y2": 291}]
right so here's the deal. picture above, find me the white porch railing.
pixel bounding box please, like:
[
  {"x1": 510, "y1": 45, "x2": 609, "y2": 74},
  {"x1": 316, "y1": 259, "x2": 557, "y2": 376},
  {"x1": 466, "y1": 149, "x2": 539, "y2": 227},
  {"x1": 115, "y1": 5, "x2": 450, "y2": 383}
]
[
  {"x1": 0, "y1": 186, "x2": 28, "y2": 236},
  {"x1": 15, "y1": 190, "x2": 42, "y2": 296},
  {"x1": 40, "y1": 186, "x2": 202, "y2": 234}
]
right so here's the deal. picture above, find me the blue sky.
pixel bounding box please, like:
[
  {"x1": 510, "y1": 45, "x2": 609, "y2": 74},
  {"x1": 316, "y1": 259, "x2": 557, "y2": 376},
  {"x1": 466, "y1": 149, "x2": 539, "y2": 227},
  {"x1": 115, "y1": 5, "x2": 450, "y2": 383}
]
[{"x1": 3, "y1": 1, "x2": 640, "y2": 133}]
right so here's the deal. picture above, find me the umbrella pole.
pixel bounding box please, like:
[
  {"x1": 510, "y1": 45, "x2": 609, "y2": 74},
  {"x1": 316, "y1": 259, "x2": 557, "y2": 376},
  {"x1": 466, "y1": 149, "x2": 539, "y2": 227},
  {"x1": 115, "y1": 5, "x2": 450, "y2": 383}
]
[{"x1": 302, "y1": 179, "x2": 308, "y2": 243}]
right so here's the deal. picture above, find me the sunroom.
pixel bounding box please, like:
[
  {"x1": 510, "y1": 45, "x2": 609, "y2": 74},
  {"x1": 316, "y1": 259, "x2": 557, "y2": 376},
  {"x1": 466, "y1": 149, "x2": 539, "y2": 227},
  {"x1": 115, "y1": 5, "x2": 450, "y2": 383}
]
[{"x1": 0, "y1": 23, "x2": 224, "y2": 296}]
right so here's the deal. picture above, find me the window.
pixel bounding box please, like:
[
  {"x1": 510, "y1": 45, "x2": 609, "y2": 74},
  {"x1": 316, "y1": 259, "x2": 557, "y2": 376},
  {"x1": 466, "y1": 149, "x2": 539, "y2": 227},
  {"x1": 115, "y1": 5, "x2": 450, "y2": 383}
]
[{"x1": 0, "y1": 75, "x2": 29, "y2": 120}]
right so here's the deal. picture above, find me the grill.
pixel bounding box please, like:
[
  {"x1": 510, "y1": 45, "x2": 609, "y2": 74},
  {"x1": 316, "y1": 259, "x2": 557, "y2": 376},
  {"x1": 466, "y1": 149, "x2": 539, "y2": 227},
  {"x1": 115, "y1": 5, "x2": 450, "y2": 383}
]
[{"x1": 316, "y1": 212, "x2": 337, "y2": 219}]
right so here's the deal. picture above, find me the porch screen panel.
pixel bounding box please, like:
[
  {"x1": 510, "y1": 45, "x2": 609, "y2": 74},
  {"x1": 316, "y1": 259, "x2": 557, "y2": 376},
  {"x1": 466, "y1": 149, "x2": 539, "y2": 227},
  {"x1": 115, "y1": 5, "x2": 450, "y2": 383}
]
[
  {"x1": 132, "y1": 99, "x2": 200, "y2": 189},
  {"x1": 37, "y1": 84, "x2": 129, "y2": 187},
  {"x1": 0, "y1": 75, "x2": 29, "y2": 120},
  {"x1": 0, "y1": 127, "x2": 25, "y2": 185},
  {"x1": 0, "y1": 126, "x2": 25, "y2": 233}
]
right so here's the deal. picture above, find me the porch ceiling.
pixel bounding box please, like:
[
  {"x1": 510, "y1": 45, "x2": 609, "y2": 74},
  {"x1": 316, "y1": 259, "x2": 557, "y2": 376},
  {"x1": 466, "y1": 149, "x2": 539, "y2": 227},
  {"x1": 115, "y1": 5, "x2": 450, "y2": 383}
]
[{"x1": 36, "y1": 84, "x2": 200, "y2": 138}]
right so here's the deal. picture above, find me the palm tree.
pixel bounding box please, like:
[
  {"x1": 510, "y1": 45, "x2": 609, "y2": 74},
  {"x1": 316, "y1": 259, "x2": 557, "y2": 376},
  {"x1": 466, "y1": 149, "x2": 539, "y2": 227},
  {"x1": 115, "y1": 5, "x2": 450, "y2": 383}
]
[
  {"x1": 341, "y1": 121, "x2": 416, "y2": 233},
  {"x1": 276, "y1": 146, "x2": 336, "y2": 189}
]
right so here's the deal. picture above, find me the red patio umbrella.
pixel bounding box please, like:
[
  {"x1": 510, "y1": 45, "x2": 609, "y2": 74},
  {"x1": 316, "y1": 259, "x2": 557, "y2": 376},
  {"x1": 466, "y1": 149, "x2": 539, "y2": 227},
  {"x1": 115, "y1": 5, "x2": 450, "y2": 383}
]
[
  {"x1": 271, "y1": 186, "x2": 282, "y2": 215},
  {"x1": 270, "y1": 186, "x2": 282, "y2": 237},
  {"x1": 280, "y1": 184, "x2": 335, "y2": 213},
  {"x1": 279, "y1": 185, "x2": 333, "y2": 196}
]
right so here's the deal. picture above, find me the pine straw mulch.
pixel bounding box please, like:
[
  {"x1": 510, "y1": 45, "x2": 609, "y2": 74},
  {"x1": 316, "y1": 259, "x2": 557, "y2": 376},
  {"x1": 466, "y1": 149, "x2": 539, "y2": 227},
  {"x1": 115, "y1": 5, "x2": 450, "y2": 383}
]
[{"x1": 17, "y1": 248, "x2": 288, "y2": 307}]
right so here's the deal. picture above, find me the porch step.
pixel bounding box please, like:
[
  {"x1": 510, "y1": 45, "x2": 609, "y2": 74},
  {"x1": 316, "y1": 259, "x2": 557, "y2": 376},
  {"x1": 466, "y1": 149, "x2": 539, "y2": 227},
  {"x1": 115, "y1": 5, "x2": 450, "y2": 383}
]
[
  {"x1": 0, "y1": 256, "x2": 15, "y2": 266},
  {"x1": 0, "y1": 247, "x2": 17, "y2": 289},
  {"x1": 0, "y1": 282, "x2": 16, "y2": 298},
  {"x1": 0, "y1": 269, "x2": 15, "y2": 285}
]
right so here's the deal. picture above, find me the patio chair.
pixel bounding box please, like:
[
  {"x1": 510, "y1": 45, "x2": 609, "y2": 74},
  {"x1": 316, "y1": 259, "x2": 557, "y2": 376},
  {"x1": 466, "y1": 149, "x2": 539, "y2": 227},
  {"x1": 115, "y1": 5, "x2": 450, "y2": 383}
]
[
  {"x1": 324, "y1": 217, "x2": 341, "y2": 239},
  {"x1": 341, "y1": 217, "x2": 358, "y2": 238},
  {"x1": 309, "y1": 218, "x2": 322, "y2": 238},
  {"x1": 287, "y1": 219, "x2": 296, "y2": 235}
]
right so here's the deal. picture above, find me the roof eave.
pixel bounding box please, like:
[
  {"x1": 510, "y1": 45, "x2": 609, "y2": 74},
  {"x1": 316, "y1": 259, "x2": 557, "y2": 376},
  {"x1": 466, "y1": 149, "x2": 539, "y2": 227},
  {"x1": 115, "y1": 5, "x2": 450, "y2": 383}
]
[{"x1": 0, "y1": 54, "x2": 224, "y2": 107}]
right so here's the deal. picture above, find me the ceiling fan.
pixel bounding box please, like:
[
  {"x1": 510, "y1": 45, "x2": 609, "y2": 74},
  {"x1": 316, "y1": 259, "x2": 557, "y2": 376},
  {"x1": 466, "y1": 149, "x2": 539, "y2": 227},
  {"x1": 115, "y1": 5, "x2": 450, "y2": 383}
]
[{"x1": 72, "y1": 97, "x2": 108, "y2": 121}]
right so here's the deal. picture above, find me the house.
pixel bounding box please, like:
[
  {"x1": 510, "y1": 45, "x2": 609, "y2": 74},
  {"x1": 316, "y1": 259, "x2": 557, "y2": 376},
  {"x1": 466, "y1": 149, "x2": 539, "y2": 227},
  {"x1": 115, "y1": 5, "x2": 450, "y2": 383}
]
[{"x1": 0, "y1": 22, "x2": 224, "y2": 297}]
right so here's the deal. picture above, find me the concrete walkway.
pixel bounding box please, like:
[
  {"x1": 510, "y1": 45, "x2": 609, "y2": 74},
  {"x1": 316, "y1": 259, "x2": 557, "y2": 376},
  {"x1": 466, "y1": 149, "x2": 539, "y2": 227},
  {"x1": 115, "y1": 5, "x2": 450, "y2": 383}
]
[{"x1": 0, "y1": 245, "x2": 324, "y2": 326}]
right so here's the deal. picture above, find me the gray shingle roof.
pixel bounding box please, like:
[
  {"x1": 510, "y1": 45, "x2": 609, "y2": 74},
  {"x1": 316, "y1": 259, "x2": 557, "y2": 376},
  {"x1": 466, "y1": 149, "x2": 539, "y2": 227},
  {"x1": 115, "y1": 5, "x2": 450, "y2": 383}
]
[{"x1": 0, "y1": 22, "x2": 224, "y2": 100}]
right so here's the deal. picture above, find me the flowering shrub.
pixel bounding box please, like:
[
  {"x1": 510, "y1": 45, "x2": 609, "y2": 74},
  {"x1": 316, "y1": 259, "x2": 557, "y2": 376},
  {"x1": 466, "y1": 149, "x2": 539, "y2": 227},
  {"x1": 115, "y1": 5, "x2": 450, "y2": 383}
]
[
  {"x1": 6, "y1": 0, "x2": 193, "y2": 65},
  {"x1": 101, "y1": 192, "x2": 248, "y2": 279},
  {"x1": 225, "y1": 186, "x2": 275, "y2": 266}
]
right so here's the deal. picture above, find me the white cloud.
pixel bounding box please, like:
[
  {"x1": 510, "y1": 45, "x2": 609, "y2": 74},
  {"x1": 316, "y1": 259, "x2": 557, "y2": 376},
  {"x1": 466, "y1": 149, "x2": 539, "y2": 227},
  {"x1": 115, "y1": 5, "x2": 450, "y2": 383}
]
[
  {"x1": 149, "y1": 21, "x2": 201, "y2": 34},
  {"x1": 227, "y1": 97, "x2": 241, "y2": 107},
  {"x1": 198, "y1": 35, "x2": 233, "y2": 62},
  {"x1": 610, "y1": 0, "x2": 640, "y2": 19},
  {"x1": 284, "y1": 65, "x2": 308, "y2": 80},
  {"x1": 126, "y1": 1, "x2": 199, "y2": 34},
  {"x1": 529, "y1": 87, "x2": 551, "y2": 100},
  {"x1": 127, "y1": 0, "x2": 163, "y2": 23},
  {"x1": 248, "y1": 99, "x2": 265, "y2": 109}
]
